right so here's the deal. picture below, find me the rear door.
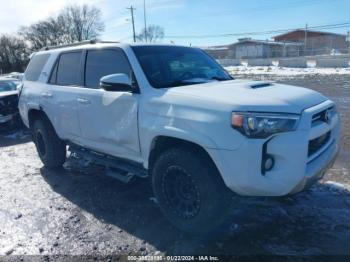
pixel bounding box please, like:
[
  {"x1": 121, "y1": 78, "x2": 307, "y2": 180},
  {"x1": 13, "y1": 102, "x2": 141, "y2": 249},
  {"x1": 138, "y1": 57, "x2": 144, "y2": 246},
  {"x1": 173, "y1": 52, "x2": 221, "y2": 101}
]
[
  {"x1": 77, "y1": 48, "x2": 140, "y2": 161},
  {"x1": 43, "y1": 51, "x2": 83, "y2": 141}
]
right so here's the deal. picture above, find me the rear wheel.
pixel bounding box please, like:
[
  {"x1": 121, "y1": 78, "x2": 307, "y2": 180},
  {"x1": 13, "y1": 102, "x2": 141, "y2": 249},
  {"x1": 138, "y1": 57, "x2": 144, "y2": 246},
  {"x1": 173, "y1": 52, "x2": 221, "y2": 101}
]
[
  {"x1": 32, "y1": 118, "x2": 66, "y2": 168},
  {"x1": 152, "y1": 147, "x2": 233, "y2": 235}
]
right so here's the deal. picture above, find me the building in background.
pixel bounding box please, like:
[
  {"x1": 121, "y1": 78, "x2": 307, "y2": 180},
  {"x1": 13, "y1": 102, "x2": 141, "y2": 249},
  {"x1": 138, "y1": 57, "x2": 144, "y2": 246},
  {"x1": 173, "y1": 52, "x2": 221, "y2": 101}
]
[
  {"x1": 204, "y1": 30, "x2": 349, "y2": 59},
  {"x1": 203, "y1": 45, "x2": 231, "y2": 59},
  {"x1": 204, "y1": 38, "x2": 301, "y2": 59},
  {"x1": 273, "y1": 30, "x2": 348, "y2": 55},
  {"x1": 231, "y1": 38, "x2": 302, "y2": 59}
]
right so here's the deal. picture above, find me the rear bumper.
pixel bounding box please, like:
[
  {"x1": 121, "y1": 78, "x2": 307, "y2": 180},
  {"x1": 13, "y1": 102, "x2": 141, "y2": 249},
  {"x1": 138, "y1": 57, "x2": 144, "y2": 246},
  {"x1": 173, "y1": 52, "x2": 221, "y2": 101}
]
[{"x1": 208, "y1": 100, "x2": 340, "y2": 196}]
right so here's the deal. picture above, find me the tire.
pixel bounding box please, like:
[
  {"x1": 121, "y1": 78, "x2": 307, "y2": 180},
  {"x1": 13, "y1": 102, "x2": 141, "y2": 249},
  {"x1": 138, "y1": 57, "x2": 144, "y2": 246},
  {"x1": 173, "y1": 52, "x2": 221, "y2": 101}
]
[
  {"x1": 32, "y1": 118, "x2": 66, "y2": 169},
  {"x1": 152, "y1": 147, "x2": 233, "y2": 235}
]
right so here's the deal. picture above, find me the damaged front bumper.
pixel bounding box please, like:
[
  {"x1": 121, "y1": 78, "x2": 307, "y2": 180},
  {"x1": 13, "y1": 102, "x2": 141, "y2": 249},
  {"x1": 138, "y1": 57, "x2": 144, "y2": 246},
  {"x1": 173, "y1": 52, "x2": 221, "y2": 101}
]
[
  {"x1": 207, "y1": 100, "x2": 341, "y2": 196},
  {"x1": 289, "y1": 141, "x2": 339, "y2": 194},
  {"x1": 0, "y1": 113, "x2": 18, "y2": 124}
]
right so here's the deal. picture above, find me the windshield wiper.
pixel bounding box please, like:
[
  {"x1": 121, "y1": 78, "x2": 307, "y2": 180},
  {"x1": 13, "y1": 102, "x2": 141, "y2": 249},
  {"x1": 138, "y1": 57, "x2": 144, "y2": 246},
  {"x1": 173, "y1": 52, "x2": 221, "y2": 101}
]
[
  {"x1": 210, "y1": 76, "x2": 232, "y2": 81},
  {"x1": 165, "y1": 76, "x2": 232, "y2": 88},
  {"x1": 166, "y1": 80, "x2": 206, "y2": 88}
]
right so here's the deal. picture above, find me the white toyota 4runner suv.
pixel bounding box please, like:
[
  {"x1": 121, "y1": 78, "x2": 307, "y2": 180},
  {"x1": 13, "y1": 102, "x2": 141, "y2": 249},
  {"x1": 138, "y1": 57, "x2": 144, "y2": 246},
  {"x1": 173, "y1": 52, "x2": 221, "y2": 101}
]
[{"x1": 19, "y1": 41, "x2": 340, "y2": 234}]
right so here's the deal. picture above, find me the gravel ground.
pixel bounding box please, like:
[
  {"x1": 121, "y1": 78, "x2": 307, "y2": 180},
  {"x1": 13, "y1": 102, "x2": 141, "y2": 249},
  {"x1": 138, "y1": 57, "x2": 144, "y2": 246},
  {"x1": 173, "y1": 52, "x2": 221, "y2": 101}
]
[{"x1": 0, "y1": 74, "x2": 349, "y2": 258}]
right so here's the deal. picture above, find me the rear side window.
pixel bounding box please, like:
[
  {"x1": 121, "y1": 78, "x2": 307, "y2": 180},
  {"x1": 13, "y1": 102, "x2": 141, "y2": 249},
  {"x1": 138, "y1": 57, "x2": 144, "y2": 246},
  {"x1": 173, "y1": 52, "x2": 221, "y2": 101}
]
[
  {"x1": 25, "y1": 53, "x2": 50, "y2": 81},
  {"x1": 85, "y1": 49, "x2": 131, "y2": 88},
  {"x1": 56, "y1": 51, "x2": 82, "y2": 86}
]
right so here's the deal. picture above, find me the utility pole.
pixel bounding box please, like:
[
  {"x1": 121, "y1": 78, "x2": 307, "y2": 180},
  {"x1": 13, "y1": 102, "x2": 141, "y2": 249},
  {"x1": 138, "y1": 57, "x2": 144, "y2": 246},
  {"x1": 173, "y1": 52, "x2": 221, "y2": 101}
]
[
  {"x1": 126, "y1": 6, "x2": 136, "y2": 43},
  {"x1": 347, "y1": 31, "x2": 350, "y2": 54},
  {"x1": 143, "y1": 0, "x2": 147, "y2": 42},
  {"x1": 304, "y1": 23, "x2": 308, "y2": 56}
]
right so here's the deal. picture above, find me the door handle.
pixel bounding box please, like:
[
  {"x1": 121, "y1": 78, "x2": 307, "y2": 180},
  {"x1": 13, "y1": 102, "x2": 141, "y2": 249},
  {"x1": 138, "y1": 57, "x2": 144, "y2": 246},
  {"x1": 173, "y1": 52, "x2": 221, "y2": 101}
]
[
  {"x1": 41, "y1": 92, "x2": 53, "y2": 98},
  {"x1": 77, "y1": 97, "x2": 91, "y2": 105}
]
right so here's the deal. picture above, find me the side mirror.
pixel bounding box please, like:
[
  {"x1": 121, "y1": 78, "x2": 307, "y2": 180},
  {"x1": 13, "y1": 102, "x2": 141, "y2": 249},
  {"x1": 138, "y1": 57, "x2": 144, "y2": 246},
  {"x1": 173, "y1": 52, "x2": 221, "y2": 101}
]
[{"x1": 100, "y1": 73, "x2": 133, "y2": 92}]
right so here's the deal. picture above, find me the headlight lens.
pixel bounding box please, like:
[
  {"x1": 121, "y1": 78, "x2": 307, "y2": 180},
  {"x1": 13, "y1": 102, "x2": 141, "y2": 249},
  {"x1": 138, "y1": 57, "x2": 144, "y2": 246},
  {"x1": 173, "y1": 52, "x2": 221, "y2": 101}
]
[{"x1": 231, "y1": 112, "x2": 300, "y2": 138}]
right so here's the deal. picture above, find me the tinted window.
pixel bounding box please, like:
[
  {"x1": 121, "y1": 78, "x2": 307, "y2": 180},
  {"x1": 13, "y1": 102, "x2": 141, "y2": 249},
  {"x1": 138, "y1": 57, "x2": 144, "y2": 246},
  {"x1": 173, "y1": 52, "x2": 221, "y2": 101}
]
[
  {"x1": 85, "y1": 49, "x2": 131, "y2": 88},
  {"x1": 25, "y1": 53, "x2": 50, "y2": 81},
  {"x1": 56, "y1": 52, "x2": 82, "y2": 86},
  {"x1": 132, "y1": 46, "x2": 232, "y2": 89}
]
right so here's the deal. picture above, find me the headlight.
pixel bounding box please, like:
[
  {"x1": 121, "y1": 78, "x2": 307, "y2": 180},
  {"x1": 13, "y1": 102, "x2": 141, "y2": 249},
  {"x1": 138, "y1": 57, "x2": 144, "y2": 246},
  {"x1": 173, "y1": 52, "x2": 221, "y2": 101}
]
[{"x1": 231, "y1": 112, "x2": 300, "y2": 138}]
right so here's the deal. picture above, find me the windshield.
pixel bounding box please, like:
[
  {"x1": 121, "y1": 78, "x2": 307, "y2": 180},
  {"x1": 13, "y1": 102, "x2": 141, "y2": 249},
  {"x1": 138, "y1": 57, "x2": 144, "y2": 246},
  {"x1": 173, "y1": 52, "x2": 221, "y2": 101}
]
[
  {"x1": 0, "y1": 81, "x2": 17, "y2": 92},
  {"x1": 131, "y1": 46, "x2": 232, "y2": 89}
]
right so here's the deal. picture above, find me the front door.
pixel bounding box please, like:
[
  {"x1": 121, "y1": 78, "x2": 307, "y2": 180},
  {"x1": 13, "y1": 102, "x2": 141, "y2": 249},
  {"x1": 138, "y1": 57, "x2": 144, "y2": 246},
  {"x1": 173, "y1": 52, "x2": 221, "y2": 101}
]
[{"x1": 77, "y1": 48, "x2": 140, "y2": 160}]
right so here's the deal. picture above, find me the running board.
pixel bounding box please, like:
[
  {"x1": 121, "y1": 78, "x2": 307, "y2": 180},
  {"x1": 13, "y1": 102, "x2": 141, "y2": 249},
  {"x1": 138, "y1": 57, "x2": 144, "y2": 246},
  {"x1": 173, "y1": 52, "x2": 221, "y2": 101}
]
[
  {"x1": 105, "y1": 168, "x2": 135, "y2": 183},
  {"x1": 68, "y1": 144, "x2": 148, "y2": 183}
]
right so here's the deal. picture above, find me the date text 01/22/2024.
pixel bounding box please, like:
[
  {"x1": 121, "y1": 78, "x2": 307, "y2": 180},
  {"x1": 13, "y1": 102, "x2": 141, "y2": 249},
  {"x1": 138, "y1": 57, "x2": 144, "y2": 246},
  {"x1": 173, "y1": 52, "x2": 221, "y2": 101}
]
[{"x1": 127, "y1": 255, "x2": 220, "y2": 261}]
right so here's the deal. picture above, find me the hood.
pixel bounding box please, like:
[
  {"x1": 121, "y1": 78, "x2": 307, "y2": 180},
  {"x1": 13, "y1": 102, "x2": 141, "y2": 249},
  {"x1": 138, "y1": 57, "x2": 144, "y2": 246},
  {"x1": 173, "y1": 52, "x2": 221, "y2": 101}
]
[
  {"x1": 0, "y1": 90, "x2": 18, "y2": 98},
  {"x1": 165, "y1": 79, "x2": 327, "y2": 114}
]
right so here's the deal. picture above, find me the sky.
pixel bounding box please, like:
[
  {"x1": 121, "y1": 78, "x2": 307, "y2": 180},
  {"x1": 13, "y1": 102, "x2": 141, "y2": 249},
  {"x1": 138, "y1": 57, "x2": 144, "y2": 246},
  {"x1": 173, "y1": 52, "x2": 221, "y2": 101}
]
[{"x1": 0, "y1": 0, "x2": 349, "y2": 47}]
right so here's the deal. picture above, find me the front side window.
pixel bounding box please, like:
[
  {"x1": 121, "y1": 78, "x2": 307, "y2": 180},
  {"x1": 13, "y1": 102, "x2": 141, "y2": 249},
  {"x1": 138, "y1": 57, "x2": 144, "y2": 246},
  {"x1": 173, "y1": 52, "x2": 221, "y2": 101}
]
[
  {"x1": 131, "y1": 46, "x2": 232, "y2": 89},
  {"x1": 85, "y1": 49, "x2": 132, "y2": 88},
  {"x1": 56, "y1": 51, "x2": 82, "y2": 86},
  {"x1": 25, "y1": 53, "x2": 50, "y2": 81}
]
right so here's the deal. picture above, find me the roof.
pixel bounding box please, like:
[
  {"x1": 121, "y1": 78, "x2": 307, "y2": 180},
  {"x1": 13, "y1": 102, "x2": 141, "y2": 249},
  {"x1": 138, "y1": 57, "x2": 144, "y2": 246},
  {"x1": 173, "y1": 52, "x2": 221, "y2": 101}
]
[
  {"x1": 0, "y1": 77, "x2": 19, "y2": 82},
  {"x1": 202, "y1": 39, "x2": 303, "y2": 51},
  {"x1": 273, "y1": 29, "x2": 346, "y2": 39},
  {"x1": 202, "y1": 45, "x2": 229, "y2": 51},
  {"x1": 36, "y1": 41, "x2": 195, "y2": 55},
  {"x1": 231, "y1": 39, "x2": 302, "y2": 46}
]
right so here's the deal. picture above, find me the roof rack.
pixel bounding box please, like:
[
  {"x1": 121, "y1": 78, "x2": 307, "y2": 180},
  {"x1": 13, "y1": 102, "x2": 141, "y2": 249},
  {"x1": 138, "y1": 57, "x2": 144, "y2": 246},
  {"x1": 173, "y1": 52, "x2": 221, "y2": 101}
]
[{"x1": 40, "y1": 40, "x2": 120, "y2": 51}]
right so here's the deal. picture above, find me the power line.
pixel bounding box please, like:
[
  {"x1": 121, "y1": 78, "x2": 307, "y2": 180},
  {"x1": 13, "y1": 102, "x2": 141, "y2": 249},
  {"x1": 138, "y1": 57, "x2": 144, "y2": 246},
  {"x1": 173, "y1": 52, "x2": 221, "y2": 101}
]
[{"x1": 163, "y1": 22, "x2": 350, "y2": 39}]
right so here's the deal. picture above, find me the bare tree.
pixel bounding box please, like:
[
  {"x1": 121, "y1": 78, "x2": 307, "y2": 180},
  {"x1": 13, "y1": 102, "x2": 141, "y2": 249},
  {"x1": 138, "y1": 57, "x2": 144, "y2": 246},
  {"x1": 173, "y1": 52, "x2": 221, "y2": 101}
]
[
  {"x1": 137, "y1": 25, "x2": 164, "y2": 43},
  {"x1": 61, "y1": 4, "x2": 105, "y2": 42},
  {"x1": 19, "y1": 17, "x2": 68, "y2": 51},
  {"x1": 19, "y1": 4, "x2": 104, "y2": 51},
  {"x1": 0, "y1": 35, "x2": 29, "y2": 73}
]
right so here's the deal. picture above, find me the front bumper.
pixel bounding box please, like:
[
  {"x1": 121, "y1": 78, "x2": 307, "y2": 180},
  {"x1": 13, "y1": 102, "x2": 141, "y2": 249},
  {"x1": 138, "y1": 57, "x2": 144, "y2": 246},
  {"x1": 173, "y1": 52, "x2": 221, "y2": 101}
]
[
  {"x1": 208, "y1": 100, "x2": 341, "y2": 196},
  {"x1": 289, "y1": 141, "x2": 338, "y2": 194},
  {"x1": 0, "y1": 113, "x2": 17, "y2": 124}
]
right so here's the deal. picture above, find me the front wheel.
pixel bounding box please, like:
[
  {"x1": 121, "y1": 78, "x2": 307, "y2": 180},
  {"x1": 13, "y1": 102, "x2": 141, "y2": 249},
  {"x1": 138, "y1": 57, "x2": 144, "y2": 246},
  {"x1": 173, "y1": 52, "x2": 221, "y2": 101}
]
[
  {"x1": 152, "y1": 147, "x2": 233, "y2": 235},
  {"x1": 32, "y1": 118, "x2": 66, "y2": 169}
]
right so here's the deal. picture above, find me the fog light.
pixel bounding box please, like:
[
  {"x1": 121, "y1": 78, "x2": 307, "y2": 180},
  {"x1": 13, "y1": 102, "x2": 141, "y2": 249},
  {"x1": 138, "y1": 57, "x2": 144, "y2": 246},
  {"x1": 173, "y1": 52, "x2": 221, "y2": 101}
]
[{"x1": 264, "y1": 155, "x2": 275, "y2": 172}]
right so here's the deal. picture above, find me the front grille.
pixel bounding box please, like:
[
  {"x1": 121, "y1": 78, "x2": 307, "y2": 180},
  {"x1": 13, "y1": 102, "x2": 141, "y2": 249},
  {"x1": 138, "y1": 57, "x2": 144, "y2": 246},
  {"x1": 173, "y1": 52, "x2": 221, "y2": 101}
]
[
  {"x1": 308, "y1": 131, "x2": 331, "y2": 157},
  {"x1": 312, "y1": 107, "x2": 333, "y2": 124},
  {"x1": 0, "y1": 95, "x2": 18, "y2": 116}
]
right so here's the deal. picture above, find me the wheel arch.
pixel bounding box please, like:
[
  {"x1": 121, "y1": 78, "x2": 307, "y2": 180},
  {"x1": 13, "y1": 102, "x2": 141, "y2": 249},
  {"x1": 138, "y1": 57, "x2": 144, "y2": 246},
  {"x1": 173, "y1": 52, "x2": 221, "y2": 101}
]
[
  {"x1": 27, "y1": 109, "x2": 60, "y2": 140},
  {"x1": 28, "y1": 108, "x2": 49, "y2": 129},
  {"x1": 147, "y1": 135, "x2": 219, "y2": 176}
]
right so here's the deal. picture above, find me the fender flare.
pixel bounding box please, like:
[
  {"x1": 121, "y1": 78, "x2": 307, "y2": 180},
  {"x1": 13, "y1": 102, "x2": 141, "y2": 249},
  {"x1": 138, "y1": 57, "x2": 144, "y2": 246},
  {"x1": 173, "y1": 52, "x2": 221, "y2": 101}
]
[{"x1": 141, "y1": 127, "x2": 218, "y2": 169}]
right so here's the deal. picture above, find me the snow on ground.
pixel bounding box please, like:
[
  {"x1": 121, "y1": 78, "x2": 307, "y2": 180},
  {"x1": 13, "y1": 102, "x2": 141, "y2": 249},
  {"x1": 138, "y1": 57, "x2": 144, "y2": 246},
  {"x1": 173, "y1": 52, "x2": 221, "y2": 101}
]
[
  {"x1": 225, "y1": 65, "x2": 350, "y2": 76},
  {"x1": 324, "y1": 181, "x2": 350, "y2": 193}
]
